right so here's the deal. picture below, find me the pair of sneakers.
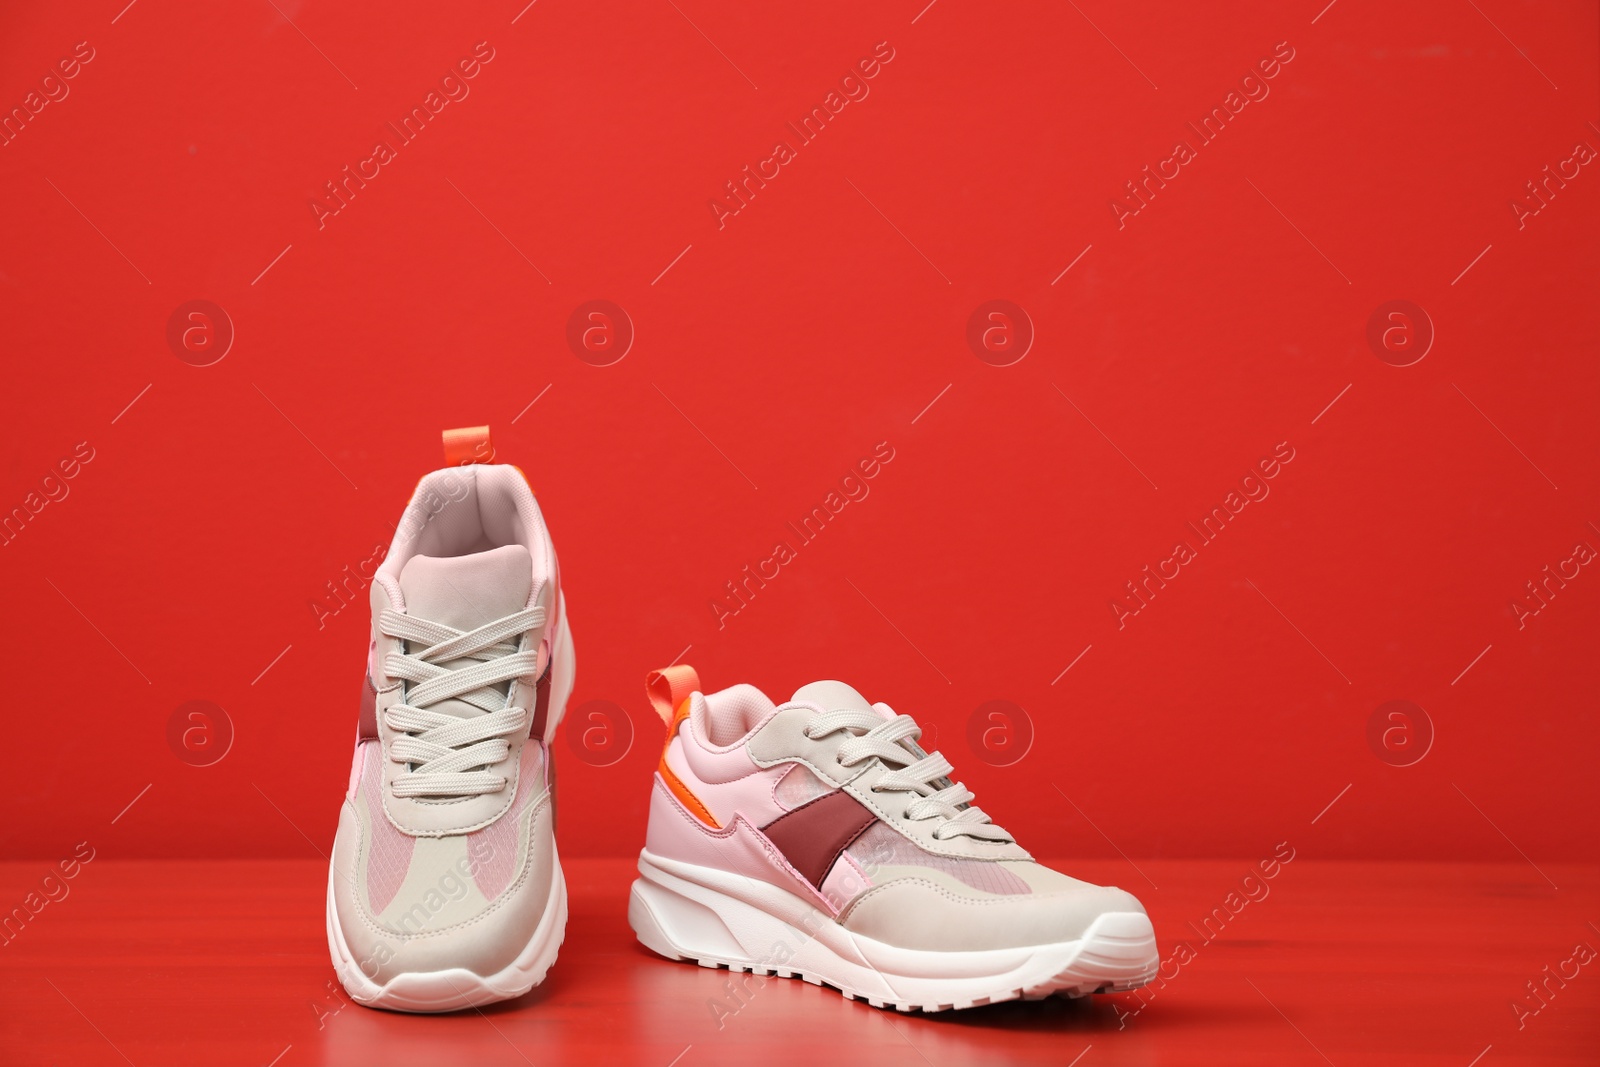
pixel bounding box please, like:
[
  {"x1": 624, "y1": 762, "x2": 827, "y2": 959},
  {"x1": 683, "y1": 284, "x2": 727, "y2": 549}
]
[{"x1": 327, "y1": 440, "x2": 1157, "y2": 1013}]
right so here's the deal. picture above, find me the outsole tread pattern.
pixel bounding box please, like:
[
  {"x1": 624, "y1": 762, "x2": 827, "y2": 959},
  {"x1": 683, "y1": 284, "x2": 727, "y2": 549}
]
[{"x1": 661, "y1": 949, "x2": 1155, "y2": 1014}]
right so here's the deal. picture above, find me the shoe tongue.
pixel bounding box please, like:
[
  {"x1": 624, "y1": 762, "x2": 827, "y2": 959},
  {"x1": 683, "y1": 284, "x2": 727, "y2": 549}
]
[
  {"x1": 397, "y1": 545, "x2": 533, "y2": 720},
  {"x1": 398, "y1": 545, "x2": 532, "y2": 632},
  {"x1": 791, "y1": 680, "x2": 880, "y2": 716}
]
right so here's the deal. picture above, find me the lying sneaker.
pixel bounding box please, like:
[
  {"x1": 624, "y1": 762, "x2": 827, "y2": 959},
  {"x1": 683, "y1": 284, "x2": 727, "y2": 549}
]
[
  {"x1": 627, "y1": 667, "x2": 1157, "y2": 1012},
  {"x1": 327, "y1": 428, "x2": 575, "y2": 1012}
]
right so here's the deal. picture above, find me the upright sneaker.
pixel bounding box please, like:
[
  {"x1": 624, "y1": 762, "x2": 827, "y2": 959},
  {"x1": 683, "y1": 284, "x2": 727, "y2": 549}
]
[
  {"x1": 627, "y1": 667, "x2": 1157, "y2": 1011},
  {"x1": 327, "y1": 429, "x2": 575, "y2": 1012}
]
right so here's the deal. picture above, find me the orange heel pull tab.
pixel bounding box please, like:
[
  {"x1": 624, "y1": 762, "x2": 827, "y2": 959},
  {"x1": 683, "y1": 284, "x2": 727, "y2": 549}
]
[
  {"x1": 442, "y1": 425, "x2": 494, "y2": 466},
  {"x1": 646, "y1": 665, "x2": 701, "y2": 727},
  {"x1": 647, "y1": 665, "x2": 717, "y2": 828}
]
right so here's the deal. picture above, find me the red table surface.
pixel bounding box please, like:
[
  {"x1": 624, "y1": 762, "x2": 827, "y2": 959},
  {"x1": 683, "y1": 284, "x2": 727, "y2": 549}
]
[
  {"x1": 2, "y1": 0, "x2": 1597, "y2": 866},
  {"x1": 2, "y1": 858, "x2": 1596, "y2": 1066}
]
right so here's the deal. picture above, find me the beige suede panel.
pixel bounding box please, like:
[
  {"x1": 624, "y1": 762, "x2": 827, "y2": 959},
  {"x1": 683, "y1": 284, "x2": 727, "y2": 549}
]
[
  {"x1": 839, "y1": 863, "x2": 1145, "y2": 951},
  {"x1": 748, "y1": 706, "x2": 1030, "y2": 862},
  {"x1": 333, "y1": 788, "x2": 556, "y2": 983},
  {"x1": 747, "y1": 706, "x2": 866, "y2": 786},
  {"x1": 843, "y1": 761, "x2": 1032, "y2": 862}
]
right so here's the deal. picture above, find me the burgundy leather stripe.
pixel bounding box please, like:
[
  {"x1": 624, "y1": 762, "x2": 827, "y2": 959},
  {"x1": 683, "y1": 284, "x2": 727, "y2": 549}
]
[
  {"x1": 529, "y1": 671, "x2": 555, "y2": 824},
  {"x1": 759, "y1": 789, "x2": 878, "y2": 889},
  {"x1": 529, "y1": 668, "x2": 552, "y2": 739},
  {"x1": 358, "y1": 669, "x2": 378, "y2": 739}
]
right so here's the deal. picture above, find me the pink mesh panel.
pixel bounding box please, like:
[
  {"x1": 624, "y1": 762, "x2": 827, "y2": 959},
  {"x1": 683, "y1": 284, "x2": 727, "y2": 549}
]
[
  {"x1": 845, "y1": 822, "x2": 1031, "y2": 896},
  {"x1": 773, "y1": 763, "x2": 836, "y2": 811},
  {"x1": 466, "y1": 740, "x2": 545, "y2": 901},
  {"x1": 360, "y1": 742, "x2": 415, "y2": 914},
  {"x1": 819, "y1": 849, "x2": 871, "y2": 912}
]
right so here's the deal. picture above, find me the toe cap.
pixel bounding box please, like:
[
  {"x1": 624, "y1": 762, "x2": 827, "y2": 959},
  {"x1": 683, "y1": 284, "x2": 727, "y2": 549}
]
[{"x1": 840, "y1": 861, "x2": 1147, "y2": 951}]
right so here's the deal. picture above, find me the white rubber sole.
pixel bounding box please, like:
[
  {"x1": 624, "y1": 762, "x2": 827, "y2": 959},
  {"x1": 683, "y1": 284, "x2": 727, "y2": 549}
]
[
  {"x1": 326, "y1": 851, "x2": 568, "y2": 1013},
  {"x1": 628, "y1": 850, "x2": 1158, "y2": 1012}
]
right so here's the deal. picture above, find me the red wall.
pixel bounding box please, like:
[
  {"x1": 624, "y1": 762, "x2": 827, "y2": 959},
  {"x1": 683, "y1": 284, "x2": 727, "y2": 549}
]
[{"x1": 3, "y1": 0, "x2": 1595, "y2": 863}]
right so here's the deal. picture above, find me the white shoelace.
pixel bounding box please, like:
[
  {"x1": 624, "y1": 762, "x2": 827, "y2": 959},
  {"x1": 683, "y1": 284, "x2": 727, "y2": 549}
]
[
  {"x1": 804, "y1": 706, "x2": 1013, "y2": 842},
  {"x1": 379, "y1": 606, "x2": 544, "y2": 799}
]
